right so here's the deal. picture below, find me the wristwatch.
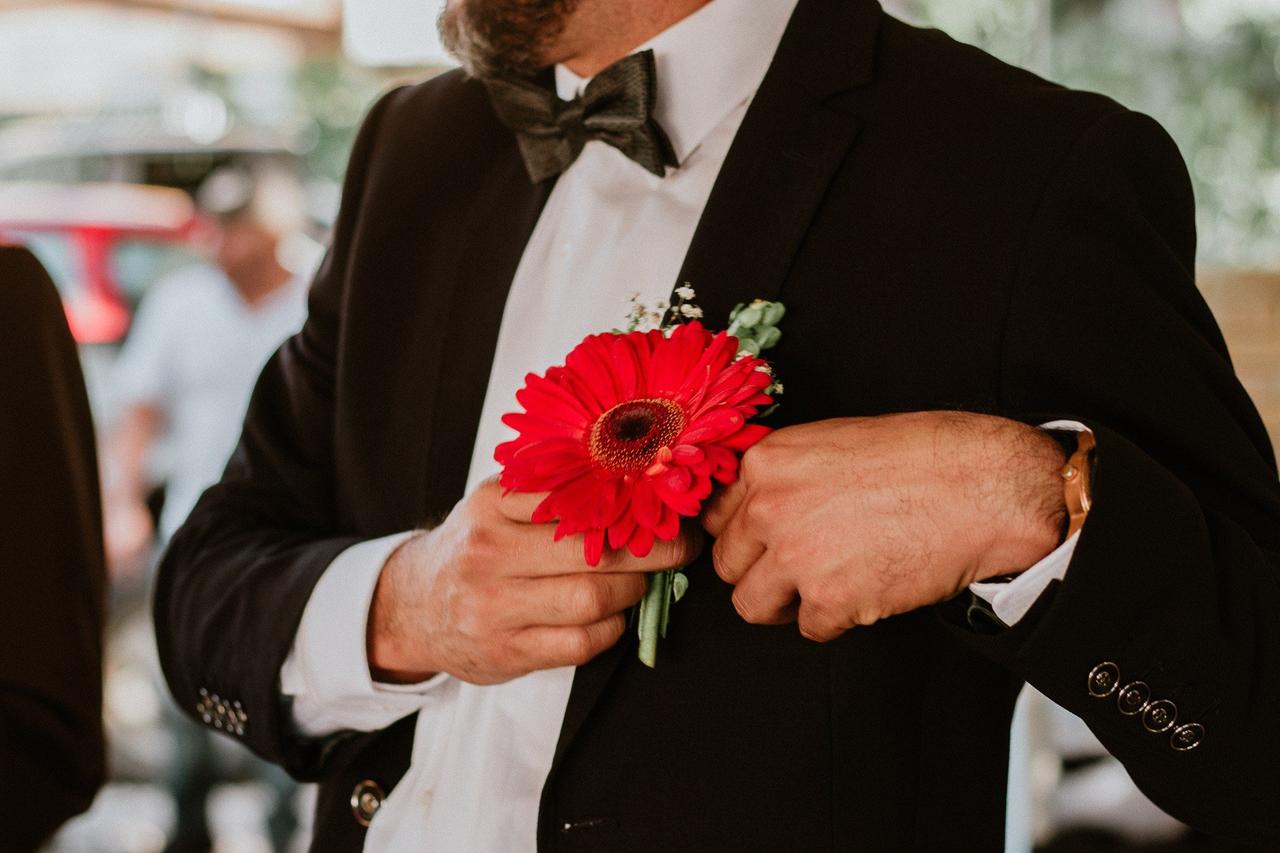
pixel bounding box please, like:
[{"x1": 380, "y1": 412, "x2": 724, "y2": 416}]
[
  {"x1": 1060, "y1": 429, "x2": 1096, "y2": 540},
  {"x1": 963, "y1": 425, "x2": 1096, "y2": 634}
]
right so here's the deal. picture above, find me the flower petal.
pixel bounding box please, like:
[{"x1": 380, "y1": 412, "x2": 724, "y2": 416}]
[
  {"x1": 679, "y1": 408, "x2": 746, "y2": 445},
  {"x1": 583, "y1": 528, "x2": 606, "y2": 567},
  {"x1": 719, "y1": 423, "x2": 772, "y2": 452},
  {"x1": 628, "y1": 525, "x2": 656, "y2": 558},
  {"x1": 632, "y1": 477, "x2": 662, "y2": 529}
]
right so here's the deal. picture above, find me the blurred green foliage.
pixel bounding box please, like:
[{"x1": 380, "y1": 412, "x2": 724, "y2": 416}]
[
  {"x1": 292, "y1": 58, "x2": 399, "y2": 183},
  {"x1": 896, "y1": 0, "x2": 1280, "y2": 267},
  {"x1": 253, "y1": 1, "x2": 1280, "y2": 266}
]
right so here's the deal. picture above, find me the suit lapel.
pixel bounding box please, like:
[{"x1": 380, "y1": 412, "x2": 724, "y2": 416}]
[
  {"x1": 545, "y1": 0, "x2": 885, "y2": 786},
  {"x1": 671, "y1": 2, "x2": 877, "y2": 326},
  {"x1": 418, "y1": 134, "x2": 556, "y2": 521}
]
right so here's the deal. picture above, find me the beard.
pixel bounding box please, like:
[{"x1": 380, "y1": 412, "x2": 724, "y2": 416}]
[{"x1": 438, "y1": 0, "x2": 582, "y2": 80}]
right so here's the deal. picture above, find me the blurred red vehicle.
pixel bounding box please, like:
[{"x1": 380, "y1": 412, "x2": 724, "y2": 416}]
[{"x1": 0, "y1": 181, "x2": 206, "y2": 345}]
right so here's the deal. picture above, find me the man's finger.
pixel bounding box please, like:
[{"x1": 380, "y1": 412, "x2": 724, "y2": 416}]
[
  {"x1": 797, "y1": 593, "x2": 855, "y2": 643},
  {"x1": 575, "y1": 528, "x2": 704, "y2": 575},
  {"x1": 507, "y1": 524, "x2": 701, "y2": 577},
  {"x1": 730, "y1": 559, "x2": 797, "y2": 625},
  {"x1": 702, "y1": 477, "x2": 746, "y2": 537},
  {"x1": 514, "y1": 572, "x2": 647, "y2": 627},
  {"x1": 710, "y1": 508, "x2": 765, "y2": 585},
  {"x1": 511, "y1": 614, "x2": 627, "y2": 670}
]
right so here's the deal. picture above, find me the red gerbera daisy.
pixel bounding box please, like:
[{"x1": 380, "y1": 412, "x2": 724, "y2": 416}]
[{"x1": 496, "y1": 321, "x2": 775, "y2": 566}]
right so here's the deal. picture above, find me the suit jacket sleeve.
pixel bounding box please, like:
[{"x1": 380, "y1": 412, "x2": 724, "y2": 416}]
[
  {"x1": 0, "y1": 247, "x2": 106, "y2": 848},
  {"x1": 946, "y1": 108, "x2": 1280, "y2": 843},
  {"x1": 153, "y1": 87, "x2": 404, "y2": 776}
]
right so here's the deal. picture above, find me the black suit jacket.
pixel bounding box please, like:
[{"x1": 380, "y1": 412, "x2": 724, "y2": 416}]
[
  {"x1": 155, "y1": 1, "x2": 1280, "y2": 849},
  {"x1": 0, "y1": 246, "x2": 106, "y2": 851}
]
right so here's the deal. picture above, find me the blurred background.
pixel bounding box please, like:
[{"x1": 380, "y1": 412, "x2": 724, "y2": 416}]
[{"x1": 1, "y1": 0, "x2": 1276, "y2": 850}]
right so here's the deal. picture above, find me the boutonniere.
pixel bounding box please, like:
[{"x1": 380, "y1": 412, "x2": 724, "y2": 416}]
[{"x1": 495, "y1": 286, "x2": 785, "y2": 667}]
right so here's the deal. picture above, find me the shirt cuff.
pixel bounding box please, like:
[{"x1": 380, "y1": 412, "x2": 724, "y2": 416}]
[
  {"x1": 970, "y1": 530, "x2": 1080, "y2": 626},
  {"x1": 966, "y1": 419, "x2": 1091, "y2": 626},
  {"x1": 279, "y1": 531, "x2": 450, "y2": 737}
]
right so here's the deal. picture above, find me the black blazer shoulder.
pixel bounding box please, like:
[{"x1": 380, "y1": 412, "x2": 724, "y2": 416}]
[{"x1": 366, "y1": 68, "x2": 515, "y2": 182}]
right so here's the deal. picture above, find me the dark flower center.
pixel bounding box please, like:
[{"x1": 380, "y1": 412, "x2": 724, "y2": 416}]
[{"x1": 589, "y1": 398, "x2": 685, "y2": 472}]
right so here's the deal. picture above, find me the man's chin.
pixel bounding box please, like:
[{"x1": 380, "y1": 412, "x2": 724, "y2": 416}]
[{"x1": 438, "y1": 0, "x2": 575, "y2": 80}]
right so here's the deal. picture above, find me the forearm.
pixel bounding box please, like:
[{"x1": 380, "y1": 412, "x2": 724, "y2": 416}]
[
  {"x1": 155, "y1": 493, "x2": 361, "y2": 773},
  {"x1": 948, "y1": 423, "x2": 1280, "y2": 842},
  {"x1": 367, "y1": 530, "x2": 441, "y2": 684},
  {"x1": 950, "y1": 108, "x2": 1280, "y2": 841},
  {"x1": 280, "y1": 532, "x2": 449, "y2": 741},
  {"x1": 102, "y1": 403, "x2": 162, "y2": 503}
]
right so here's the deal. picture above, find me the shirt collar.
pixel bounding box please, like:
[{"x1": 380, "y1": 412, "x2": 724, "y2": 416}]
[{"x1": 554, "y1": 0, "x2": 800, "y2": 165}]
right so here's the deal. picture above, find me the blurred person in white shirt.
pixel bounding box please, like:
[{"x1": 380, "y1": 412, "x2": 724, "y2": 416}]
[
  {"x1": 99, "y1": 164, "x2": 310, "y2": 853},
  {"x1": 103, "y1": 165, "x2": 310, "y2": 576}
]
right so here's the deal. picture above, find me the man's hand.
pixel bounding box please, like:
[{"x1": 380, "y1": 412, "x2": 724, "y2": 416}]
[
  {"x1": 368, "y1": 478, "x2": 701, "y2": 684},
  {"x1": 702, "y1": 412, "x2": 1066, "y2": 641}
]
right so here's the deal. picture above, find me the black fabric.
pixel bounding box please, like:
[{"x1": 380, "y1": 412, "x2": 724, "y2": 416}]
[
  {"x1": 154, "y1": 0, "x2": 1280, "y2": 850},
  {"x1": 485, "y1": 49, "x2": 677, "y2": 182},
  {"x1": 0, "y1": 246, "x2": 106, "y2": 851}
]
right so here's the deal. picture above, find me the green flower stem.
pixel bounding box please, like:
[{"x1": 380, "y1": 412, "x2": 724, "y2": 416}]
[{"x1": 638, "y1": 570, "x2": 670, "y2": 668}]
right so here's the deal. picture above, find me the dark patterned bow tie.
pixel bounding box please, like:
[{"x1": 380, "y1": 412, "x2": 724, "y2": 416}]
[{"x1": 484, "y1": 50, "x2": 678, "y2": 183}]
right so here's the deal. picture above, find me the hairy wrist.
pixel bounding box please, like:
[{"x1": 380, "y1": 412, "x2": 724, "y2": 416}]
[
  {"x1": 367, "y1": 532, "x2": 438, "y2": 684},
  {"x1": 974, "y1": 421, "x2": 1066, "y2": 579}
]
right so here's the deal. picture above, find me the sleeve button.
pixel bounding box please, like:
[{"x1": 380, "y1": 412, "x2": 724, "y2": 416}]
[
  {"x1": 1087, "y1": 662, "x2": 1120, "y2": 698},
  {"x1": 351, "y1": 780, "x2": 386, "y2": 827},
  {"x1": 1170, "y1": 723, "x2": 1204, "y2": 752},
  {"x1": 1116, "y1": 681, "x2": 1150, "y2": 715},
  {"x1": 1142, "y1": 699, "x2": 1177, "y2": 733}
]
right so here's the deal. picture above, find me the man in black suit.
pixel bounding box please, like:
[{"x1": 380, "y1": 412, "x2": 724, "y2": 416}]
[
  {"x1": 155, "y1": 0, "x2": 1280, "y2": 849},
  {"x1": 1, "y1": 246, "x2": 106, "y2": 849}
]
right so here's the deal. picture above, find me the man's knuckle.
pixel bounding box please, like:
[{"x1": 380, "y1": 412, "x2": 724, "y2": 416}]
[
  {"x1": 798, "y1": 578, "x2": 849, "y2": 625},
  {"x1": 459, "y1": 521, "x2": 493, "y2": 558},
  {"x1": 731, "y1": 589, "x2": 760, "y2": 624},
  {"x1": 740, "y1": 446, "x2": 763, "y2": 476},
  {"x1": 660, "y1": 535, "x2": 689, "y2": 568},
  {"x1": 711, "y1": 541, "x2": 733, "y2": 581},
  {"x1": 744, "y1": 494, "x2": 777, "y2": 525},
  {"x1": 564, "y1": 627, "x2": 596, "y2": 665},
  {"x1": 573, "y1": 579, "x2": 610, "y2": 620},
  {"x1": 798, "y1": 619, "x2": 828, "y2": 642},
  {"x1": 603, "y1": 613, "x2": 626, "y2": 640}
]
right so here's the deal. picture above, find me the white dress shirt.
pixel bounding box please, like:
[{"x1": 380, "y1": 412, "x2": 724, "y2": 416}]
[{"x1": 280, "y1": 1, "x2": 1081, "y2": 848}]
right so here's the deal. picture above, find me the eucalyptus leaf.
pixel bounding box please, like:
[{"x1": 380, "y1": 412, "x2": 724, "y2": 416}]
[
  {"x1": 762, "y1": 302, "x2": 787, "y2": 326},
  {"x1": 757, "y1": 326, "x2": 782, "y2": 350},
  {"x1": 738, "y1": 338, "x2": 761, "y2": 357},
  {"x1": 672, "y1": 572, "x2": 689, "y2": 602},
  {"x1": 736, "y1": 305, "x2": 763, "y2": 327}
]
